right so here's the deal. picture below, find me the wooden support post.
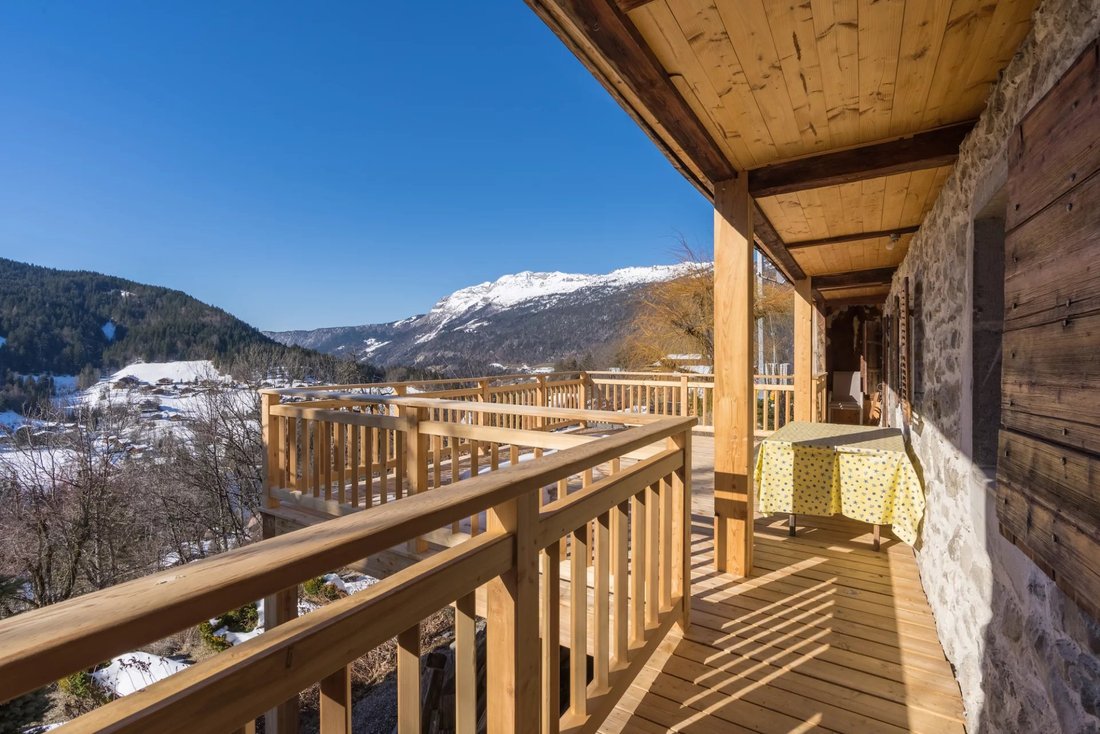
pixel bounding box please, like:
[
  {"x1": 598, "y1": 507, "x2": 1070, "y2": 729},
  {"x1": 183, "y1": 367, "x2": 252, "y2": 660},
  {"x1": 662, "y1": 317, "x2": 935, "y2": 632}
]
[
  {"x1": 262, "y1": 539, "x2": 299, "y2": 733},
  {"x1": 401, "y1": 406, "x2": 430, "y2": 553},
  {"x1": 794, "y1": 278, "x2": 815, "y2": 422},
  {"x1": 487, "y1": 492, "x2": 541, "y2": 732},
  {"x1": 540, "y1": 550, "x2": 561, "y2": 734},
  {"x1": 455, "y1": 592, "x2": 478, "y2": 734},
  {"x1": 397, "y1": 624, "x2": 421, "y2": 734},
  {"x1": 713, "y1": 175, "x2": 755, "y2": 577},
  {"x1": 319, "y1": 666, "x2": 352, "y2": 734},
  {"x1": 261, "y1": 392, "x2": 278, "y2": 508}
]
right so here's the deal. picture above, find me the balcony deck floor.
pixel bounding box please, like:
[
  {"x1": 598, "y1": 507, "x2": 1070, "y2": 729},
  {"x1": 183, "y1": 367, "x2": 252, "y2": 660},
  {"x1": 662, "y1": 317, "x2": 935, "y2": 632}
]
[{"x1": 598, "y1": 436, "x2": 965, "y2": 734}]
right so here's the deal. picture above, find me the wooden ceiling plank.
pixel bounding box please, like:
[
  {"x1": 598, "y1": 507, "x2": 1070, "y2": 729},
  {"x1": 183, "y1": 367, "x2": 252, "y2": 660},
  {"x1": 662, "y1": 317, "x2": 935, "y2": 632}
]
[
  {"x1": 880, "y1": 171, "x2": 913, "y2": 230},
  {"x1": 814, "y1": 267, "x2": 897, "y2": 290},
  {"x1": 857, "y1": 0, "x2": 906, "y2": 141},
  {"x1": 535, "y1": 0, "x2": 736, "y2": 184},
  {"x1": 809, "y1": 0, "x2": 861, "y2": 149},
  {"x1": 785, "y1": 225, "x2": 921, "y2": 250},
  {"x1": 631, "y1": 2, "x2": 753, "y2": 167},
  {"x1": 838, "y1": 180, "x2": 866, "y2": 236},
  {"x1": 825, "y1": 293, "x2": 890, "y2": 307},
  {"x1": 765, "y1": 0, "x2": 833, "y2": 154},
  {"x1": 920, "y1": 0, "x2": 991, "y2": 127},
  {"x1": 663, "y1": 1, "x2": 779, "y2": 167},
  {"x1": 796, "y1": 188, "x2": 830, "y2": 242},
  {"x1": 861, "y1": 176, "x2": 888, "y2": 232},
  {"x1": 746, "y1": 121, "x2": 974, "y2": 198},
  {"x1": 888, "y1": 0, "x2": 953, "y2": 136},
  {"x1": 712, "y1": 0, "x2": 807, "y2": 158}
]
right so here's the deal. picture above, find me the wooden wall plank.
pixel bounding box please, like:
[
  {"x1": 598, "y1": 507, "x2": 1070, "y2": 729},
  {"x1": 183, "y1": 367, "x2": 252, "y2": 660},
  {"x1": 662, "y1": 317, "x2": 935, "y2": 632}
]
[
  {"x1": 1005, "y1": 169, "x2": 1100, "y2": 330},
  {"x1": 1007, "y1": 41, "x2": 1100, "y2": 230}
]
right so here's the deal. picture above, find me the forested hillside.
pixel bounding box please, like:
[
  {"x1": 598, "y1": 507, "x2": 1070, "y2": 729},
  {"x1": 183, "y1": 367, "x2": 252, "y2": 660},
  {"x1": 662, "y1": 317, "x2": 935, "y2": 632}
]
[{"x1": 0, "y1": 258, "x2": 380, "y2": 411}]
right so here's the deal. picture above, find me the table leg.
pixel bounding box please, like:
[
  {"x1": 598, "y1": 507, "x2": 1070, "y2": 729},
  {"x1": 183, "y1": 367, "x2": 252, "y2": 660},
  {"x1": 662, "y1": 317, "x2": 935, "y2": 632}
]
[
  {"x1": 873, "y1": 524, "x2": 881, "y2": 551},
  {"x1": 788, "y1": 514, "x2": 796, "y2": 537}
]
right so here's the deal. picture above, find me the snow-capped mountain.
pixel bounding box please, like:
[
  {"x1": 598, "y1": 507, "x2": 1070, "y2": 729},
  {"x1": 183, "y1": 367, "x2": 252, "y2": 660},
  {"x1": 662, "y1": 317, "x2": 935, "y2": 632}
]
[{"x1": 266, "y1": 264, "x2": 695, "y2": 371}]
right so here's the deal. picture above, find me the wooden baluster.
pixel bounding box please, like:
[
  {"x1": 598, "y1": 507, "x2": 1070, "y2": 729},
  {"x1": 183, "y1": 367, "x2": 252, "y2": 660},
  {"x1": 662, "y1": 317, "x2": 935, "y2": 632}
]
[
  {"x1": 645, "y1": 481, "x2": 660, "y2": 628},
  {"x1": 322, "y1": 422, "x2": 332, "y2": 500},
  {"x1": 397, "y1": 624, "x2": 420, "y2": 734},
  {"x1": 455, "y1": 592, "x2": 478, "y2": 734},
  {"x1": 289, "y1": 418, "x2": 299, "y2": 492},
  {"x1": 231, "y1": 720, "x2": 256, "y2": 734},
  {"x1": 433, "y1": 434, "x2": 442, "y2": 489},
  {"x1": 541, "y1": 548, "x2": 560, "y2": 734},
  {"x1": 569, "y1": 521, "x2": 588, "y2": 719},
  {"x1": 395, "y1": 426, "x2": 406, "y2": 501},
  {"x1": 611, "y1": 498, "x2": 629, "y2": 670},
  {"x1": 629, "y1": 490, "x2": 646, "y2": 647},
  {"x1": 378, "y1": 429, "x2": 389, "y2": 504},
  {"x1": 660, "y1": 476, "x2": 673, "y2": 613},
  {"x1": 463, "y1": 439, "x2": 478, "y2": 534},
  {"x1": 363, "y1": 427, "x2": 373, "y2": 509},
  {"x1": 319, "y1": 666, "x2": 351, "y2": 734},
  {"x1": 349, "y1": 423, "x2": 359, "y2": 507},
  {"x1": 311, "y1": 421, "x2": 321, "y2": 496},
  {"x1": 593, "y1": 511, "x2": 610, "y2": 693},
  {"x1": 670, "y1": 432, "x2": 692, "y2": 629},
  {"x1": 336, "y1": 422, "x2": 346, "y2": 504}
]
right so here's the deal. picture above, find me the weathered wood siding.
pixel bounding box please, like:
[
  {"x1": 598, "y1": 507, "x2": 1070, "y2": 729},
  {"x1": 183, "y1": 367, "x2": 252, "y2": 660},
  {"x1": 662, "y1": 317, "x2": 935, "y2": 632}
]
[{"x1": 998, "y1": 40, "x2": 1100, "y2": 622}]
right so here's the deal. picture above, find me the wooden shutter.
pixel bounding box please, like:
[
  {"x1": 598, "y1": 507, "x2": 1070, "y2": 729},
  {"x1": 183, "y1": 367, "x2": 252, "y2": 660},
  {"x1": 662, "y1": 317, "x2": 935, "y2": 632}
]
[{"x1": 998, "y1": 40, "x2": 1100, "y2": 621}]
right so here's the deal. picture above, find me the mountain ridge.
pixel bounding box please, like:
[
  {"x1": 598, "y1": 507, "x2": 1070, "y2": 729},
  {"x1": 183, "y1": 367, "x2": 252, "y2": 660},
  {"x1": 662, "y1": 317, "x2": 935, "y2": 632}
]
[{"x1": 266, "y1": 263, "x2": 693, "y2": 371}]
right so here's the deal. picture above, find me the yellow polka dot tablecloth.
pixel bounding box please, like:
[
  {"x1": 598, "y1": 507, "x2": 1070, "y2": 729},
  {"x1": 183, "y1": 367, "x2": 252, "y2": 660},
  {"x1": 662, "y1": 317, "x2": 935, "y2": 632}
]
[{"x1": 754, "y1": 421, "x2": 926, "y2": 545}]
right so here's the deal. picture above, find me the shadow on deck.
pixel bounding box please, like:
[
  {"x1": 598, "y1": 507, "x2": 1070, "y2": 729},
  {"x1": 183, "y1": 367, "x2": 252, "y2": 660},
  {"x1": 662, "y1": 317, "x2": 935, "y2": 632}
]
[{"x1": 599, "y1": 436, "x2": 965, "y2": 734}]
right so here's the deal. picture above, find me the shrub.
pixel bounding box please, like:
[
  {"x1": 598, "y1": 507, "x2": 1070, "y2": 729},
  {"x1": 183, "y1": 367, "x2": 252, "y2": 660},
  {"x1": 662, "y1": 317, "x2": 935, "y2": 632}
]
[
  {"x1": 302, "y1": 576, "x2": 344, "y2": 603},
  {"x1": 199, "y1": 603, "x2": 260, "y2": 652}
]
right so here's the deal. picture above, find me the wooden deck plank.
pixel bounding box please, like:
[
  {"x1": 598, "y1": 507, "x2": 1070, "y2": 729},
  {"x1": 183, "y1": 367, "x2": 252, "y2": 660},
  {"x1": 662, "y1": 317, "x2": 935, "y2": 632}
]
[{"x1": 601, "y1": 436, "x2": 965, "y2": 733}]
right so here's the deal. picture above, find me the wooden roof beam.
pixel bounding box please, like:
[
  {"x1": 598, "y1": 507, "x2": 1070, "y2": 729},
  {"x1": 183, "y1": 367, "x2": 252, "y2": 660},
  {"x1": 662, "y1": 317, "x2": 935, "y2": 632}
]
[
  {"x1": 748, "y1": 122, "x2": 975, "y2": 199},
  {"x1": 824, "y1": 294, "x2": 889, "y2": 308},
  {"x1": 752, "y1": 200, "x2": 806, "y2": 282},
  {"x1": 785, "y1": 225, "x2": 921, "y2": 250},
  {"x1": 814, "y1": 267, "x2": 897, "y2": 291}
]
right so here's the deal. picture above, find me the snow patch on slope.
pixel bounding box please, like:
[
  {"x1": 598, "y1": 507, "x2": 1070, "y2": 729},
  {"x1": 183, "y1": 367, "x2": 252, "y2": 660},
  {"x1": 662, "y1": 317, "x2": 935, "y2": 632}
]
[
  {"x1": 110, "y1": 360, "x2": 225, "y2": 384},
  {"x1": 430, "y1": 264, "x2": 691, "y2": 318},
  {"x1": 101, "y1": 321, "x2": 117, "y2": 341}
]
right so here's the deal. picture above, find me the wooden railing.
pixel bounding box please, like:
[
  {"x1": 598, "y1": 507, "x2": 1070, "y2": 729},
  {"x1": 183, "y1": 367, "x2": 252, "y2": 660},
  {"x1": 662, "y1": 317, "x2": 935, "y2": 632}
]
[
  {"x1": 0, "y1": 394, "x2": 694, "y2": 734},
  {"x1": 586, "y1": 370, "x2": 797, "y2": 435}
]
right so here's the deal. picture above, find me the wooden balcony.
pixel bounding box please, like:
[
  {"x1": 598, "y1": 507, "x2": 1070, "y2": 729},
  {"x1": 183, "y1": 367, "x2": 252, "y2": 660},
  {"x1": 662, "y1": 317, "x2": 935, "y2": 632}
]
[{"x1": 0, "y1": 372, "x2": 962, "y2": 733}]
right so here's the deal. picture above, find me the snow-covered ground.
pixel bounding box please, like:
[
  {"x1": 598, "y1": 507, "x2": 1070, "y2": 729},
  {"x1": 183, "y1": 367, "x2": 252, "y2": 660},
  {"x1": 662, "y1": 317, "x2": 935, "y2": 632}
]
[
  {"x1": 107, "y1": 360, "x2": 227, "y2": 385},
  {"x1": 91, "y1": 652, "x2": 190, "y2": 697}
]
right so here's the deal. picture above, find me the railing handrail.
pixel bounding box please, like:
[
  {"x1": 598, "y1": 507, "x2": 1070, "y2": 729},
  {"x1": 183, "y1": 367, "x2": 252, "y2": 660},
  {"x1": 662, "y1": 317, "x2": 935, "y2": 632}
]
[
  {"x1": 269, "y1": 391, "x2": 667, "y2": 425},
  {"x1": 0, "y1": 413, "x2": 694, "y2": 704},
  {"x1": 274, "y1": 370, "x2": 586, "y2": 395}
]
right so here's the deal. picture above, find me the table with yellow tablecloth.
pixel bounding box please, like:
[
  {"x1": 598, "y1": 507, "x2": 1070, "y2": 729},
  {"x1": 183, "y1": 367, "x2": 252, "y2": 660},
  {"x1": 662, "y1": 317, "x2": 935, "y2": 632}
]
[{"x1": 754, "y1": 421, "x2": 926, "y2": 546}]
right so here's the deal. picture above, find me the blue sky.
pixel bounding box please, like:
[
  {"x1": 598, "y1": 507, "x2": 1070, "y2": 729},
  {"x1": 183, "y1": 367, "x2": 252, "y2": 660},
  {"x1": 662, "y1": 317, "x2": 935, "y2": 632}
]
[{"x1": 0, "y1": 2, "x2": 709, "y2": 330}]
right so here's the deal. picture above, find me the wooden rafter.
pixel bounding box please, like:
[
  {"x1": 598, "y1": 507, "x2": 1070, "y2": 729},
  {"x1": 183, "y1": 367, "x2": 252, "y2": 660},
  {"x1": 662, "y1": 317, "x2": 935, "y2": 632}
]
[
  {"x1": 785, "y1": 225, "x2": 921, "y2": 250},
  {"x1": 614, "y1": 0, "x2": 657, "y2": 11},
  {"x1": 748, "y1": 122, "x2": 975, "y2": 199},
  {"x1": 824, "y1": 294, "x2": 890, "y2": 308},
  {"x1": 814, "y1": 267, "x2": 897, "y2": 291},
  {"x1": 752, "y1": 201, "x2": 806, "y2": 282}
]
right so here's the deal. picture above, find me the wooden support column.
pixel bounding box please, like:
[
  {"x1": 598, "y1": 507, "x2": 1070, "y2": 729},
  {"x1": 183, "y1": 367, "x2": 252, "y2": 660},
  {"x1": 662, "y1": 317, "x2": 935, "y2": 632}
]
[
  {"x1": 263, "y1": 515, "x2": 300, "y2": 734},
  {"x1": 794, "y1": 278, "x2": 814, "y2": 422},
  {"x1": 713, "y1": 175, "x2": 755, "y2": 577},
  {"x1": 486, "y1": 492, "x2": 541, "y2": 732}
]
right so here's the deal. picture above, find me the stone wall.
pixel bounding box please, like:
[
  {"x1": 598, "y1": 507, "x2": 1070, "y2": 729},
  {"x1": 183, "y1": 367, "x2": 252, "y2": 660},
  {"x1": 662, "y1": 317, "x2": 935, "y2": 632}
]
[{"x1": 883, "y1": 2, "x2": 1100, "y2": 731}]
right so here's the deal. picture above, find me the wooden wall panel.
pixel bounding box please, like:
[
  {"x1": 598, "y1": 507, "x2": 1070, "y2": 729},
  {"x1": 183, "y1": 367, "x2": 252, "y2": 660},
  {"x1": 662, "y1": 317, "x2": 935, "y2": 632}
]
[
  {"x1": 998, "y1": 40, "x2": 1100, "y2": 622},
  {"x1": 1006, "y1": 42, "x2": 1100, "y2": 230}
]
